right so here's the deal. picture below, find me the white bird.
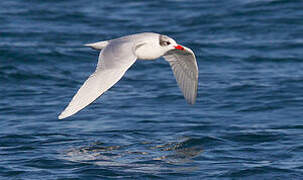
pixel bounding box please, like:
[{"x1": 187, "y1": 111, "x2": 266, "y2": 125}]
[{"x1": 58, "y1": 32, "x2": 198, "y2": 119}]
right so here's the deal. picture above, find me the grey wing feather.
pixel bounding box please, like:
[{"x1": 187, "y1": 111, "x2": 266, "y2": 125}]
[
  {"x1": 163, "y1": 46, "x2": 198, "y2": 104},
  {"x1": 59, "y1": 40, "x2": 137, "y2": 119}
]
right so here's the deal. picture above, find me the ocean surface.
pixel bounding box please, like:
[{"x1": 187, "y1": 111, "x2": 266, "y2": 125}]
[{"x1": 1, "y1": 0, "x2": 303, "y2": 179}]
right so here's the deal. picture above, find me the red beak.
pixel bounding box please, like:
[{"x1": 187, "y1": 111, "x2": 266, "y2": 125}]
[{"x1": 174, "y1": 45, "x2": 185, "y2": 51}]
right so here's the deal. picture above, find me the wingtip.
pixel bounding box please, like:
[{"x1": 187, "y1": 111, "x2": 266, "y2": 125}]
[
  {"x1": 188, "y1": 100, "x2": 196, "y2": 105},
  {"x1": 58, "y1": 114, "x2": 65, "y2": 120},
  {"x1": 186, "y1": 97, "x2": 196, "y2": 105},
  {"x1": 58, "y1": 112, "x2": 68, "y2": 119},
  {"x1": 58, "y1": 106, "x2": 80, "y2": 119}
]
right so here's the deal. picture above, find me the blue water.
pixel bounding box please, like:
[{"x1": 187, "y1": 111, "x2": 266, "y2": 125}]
[{"x1": 1, "y1": 0, "x2": 303, "y2": 179}]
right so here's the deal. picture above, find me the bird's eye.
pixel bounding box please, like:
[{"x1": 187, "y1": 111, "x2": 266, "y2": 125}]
[{"x1": 160, "y1": 41, "x2": 170, "y2": 46}]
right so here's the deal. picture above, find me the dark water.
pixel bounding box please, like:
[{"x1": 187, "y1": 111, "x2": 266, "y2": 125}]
[{"x1": 1, "y1": 0, "x2": 303, "y2": 179}]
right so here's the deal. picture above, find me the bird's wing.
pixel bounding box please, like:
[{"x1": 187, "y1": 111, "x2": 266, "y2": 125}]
[
  {"x1": 163, "y1": 45, "x2": 198, "y2": 104},
  {"x1": 58, "y1": 40, "x2": 137, "y2": 119}
]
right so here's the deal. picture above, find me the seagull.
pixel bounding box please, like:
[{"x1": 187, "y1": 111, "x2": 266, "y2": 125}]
[{"x1": 58, "y1": 32, "x2": 198, "y2": 119}]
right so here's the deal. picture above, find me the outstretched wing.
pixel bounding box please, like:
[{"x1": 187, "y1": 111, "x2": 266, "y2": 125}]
[
  {"x1": 163, "y1": 46, "x2": 198, "y2": 104},
  {"x1": 58, "y1": 40, "x2": 137, "y2": 119}
]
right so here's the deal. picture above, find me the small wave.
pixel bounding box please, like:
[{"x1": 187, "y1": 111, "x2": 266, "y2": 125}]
[{"x1": 61, "y1": 137, "x2": 203, "y2": 173}]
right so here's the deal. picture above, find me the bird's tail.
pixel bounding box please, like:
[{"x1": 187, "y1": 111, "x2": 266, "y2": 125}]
[{"x1": 85, "y1": 41, "x2": 109, "y2": 50}]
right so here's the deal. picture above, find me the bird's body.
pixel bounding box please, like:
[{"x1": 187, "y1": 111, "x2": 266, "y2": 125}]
[
  {"x1": 88, "y1": 33, "x2": 168, "y2": 60},
  {"x1": 59, "y1": 32, "x2": 198, "y2": 119}
]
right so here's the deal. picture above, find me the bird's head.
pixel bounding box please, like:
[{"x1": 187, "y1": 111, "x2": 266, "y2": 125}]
[
  {"x1": 134, "y1": 33, "x2": 185, "y2": 60},
  {"x1": 159, "y1": 35, "x2": 185, "y2": 52}
]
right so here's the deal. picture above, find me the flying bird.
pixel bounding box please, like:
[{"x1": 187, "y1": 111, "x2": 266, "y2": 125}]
[{"x1": 58, "y1": 32, "x2": 198, "y2": 119}]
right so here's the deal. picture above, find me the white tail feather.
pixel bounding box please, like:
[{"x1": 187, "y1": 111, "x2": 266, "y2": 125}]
[{"x1": 85, "y1": 41, "x2": 109, "y2": 50}]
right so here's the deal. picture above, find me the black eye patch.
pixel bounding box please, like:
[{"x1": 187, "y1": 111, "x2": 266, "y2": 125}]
[
  {"x1": 159, "y1": 35, "x2": 171, "y2": 47},
  {"x1": 160, "y1": 41, "x2": 170, "y2": 46}
]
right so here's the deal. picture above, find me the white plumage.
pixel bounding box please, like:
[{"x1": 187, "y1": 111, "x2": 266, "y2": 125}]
[{"x1": 59, "y1": 32, "x2": 198, "y2": 119}]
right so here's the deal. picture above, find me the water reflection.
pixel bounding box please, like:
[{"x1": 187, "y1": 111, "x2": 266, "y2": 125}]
[{"x1": 62, "y1": 137, "x2": 203, "y2": 173}]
